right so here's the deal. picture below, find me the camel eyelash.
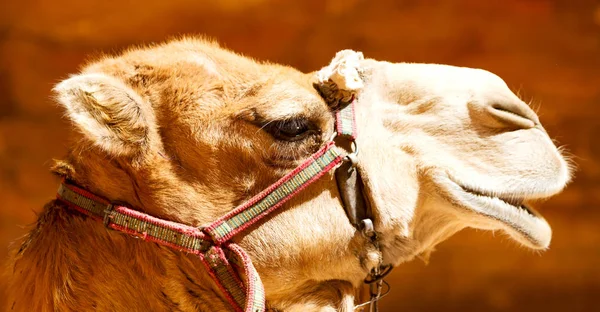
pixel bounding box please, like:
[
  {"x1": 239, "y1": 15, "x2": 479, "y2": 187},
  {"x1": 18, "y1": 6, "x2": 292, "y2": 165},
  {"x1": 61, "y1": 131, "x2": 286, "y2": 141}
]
[{"x1": 264, "y1": 118, "x2": 319, "y2": 142}]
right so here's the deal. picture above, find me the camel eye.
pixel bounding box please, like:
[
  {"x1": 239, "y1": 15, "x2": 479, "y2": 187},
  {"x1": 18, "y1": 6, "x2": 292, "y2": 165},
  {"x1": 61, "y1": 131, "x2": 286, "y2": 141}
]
[{"x1": 266, "y1": 118, "x2": 316, "y2": 142}]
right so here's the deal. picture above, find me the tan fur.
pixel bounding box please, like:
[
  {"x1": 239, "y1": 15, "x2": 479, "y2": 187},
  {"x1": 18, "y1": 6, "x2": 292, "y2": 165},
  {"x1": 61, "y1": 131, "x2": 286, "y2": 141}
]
[{"x1": 4, "y1": 37, "x2": 571, "y2": 311}]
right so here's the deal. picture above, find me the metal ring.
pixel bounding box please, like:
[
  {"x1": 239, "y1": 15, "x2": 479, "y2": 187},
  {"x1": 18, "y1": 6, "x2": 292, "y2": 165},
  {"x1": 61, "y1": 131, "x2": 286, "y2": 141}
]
[
  {"x1": 328, "y1": 131, "x2": 338, "y2": 142},
  {"x1": 364, "y1": 264, "x2": 393, "y2": 284},
  {"x1": 350, "y1": 140, "x2": 358, "y2": 155},
  {"x1": 360, "y1": 219, "x2": 375, "y2": 239},
  {"x1": 343, "y1": 141, "x2": 359, "y2": 165},
  {"x1": 345, "y1": 153, "x2": 359, "y2": 166},
  {"x1": 353, "y1": 280, "x2": 391, "y2": 311}
]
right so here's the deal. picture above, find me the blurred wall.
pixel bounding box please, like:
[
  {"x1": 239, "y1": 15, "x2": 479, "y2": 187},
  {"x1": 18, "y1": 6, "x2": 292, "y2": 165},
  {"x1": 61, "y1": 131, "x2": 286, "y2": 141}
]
[{"x1": 1, "y1": 0, "x2": 599, "y2": 311}]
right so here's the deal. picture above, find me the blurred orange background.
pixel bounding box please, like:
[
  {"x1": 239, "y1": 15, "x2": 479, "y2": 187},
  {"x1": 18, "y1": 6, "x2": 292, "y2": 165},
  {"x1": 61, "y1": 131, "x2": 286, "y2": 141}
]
[{"x1": 1, "y1": 0, "x2": 599, "y2": 311}]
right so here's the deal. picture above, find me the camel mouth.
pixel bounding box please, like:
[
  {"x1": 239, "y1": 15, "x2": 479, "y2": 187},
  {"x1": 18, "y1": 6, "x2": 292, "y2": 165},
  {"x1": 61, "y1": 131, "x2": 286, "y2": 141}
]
[
  {"x1": 459, "y1": 185, "x2": 536, "y2": 217},
  {"x1": 441, "y1": 176, "x2": 552, "y2": 250}
]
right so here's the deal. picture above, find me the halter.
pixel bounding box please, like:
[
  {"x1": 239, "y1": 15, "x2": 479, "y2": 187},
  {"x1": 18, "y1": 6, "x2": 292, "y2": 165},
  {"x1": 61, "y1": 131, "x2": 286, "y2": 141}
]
[{"x1": 56, "y1": 98, "x2": 391, "y2": 312}]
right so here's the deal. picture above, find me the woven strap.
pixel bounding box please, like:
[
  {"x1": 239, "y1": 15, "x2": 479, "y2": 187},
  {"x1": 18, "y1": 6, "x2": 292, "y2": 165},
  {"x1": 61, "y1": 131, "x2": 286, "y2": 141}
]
[
  {"x1": 57, "y1": 184, "x2": 262, "y2": 312},
  {"x1": 335, "y1": 101, "x2": 357, "y2": 139},
  {"x1": 56, "y1": 141, "x2": 343, "y2": 312},
  {"x1": 58, "y1": 184, "x2": 210, "y2": 253},
  {"x1": 205, "y1": 142, "x2": 342, "y2": 244},
  {"x1": 202, "y1": 244, "x2": 265, "y2": 312}
]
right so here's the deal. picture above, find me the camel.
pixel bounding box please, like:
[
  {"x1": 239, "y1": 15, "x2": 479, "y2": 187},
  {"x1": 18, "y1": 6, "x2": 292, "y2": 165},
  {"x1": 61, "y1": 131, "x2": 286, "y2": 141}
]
[{"x1": 4, "y1": 37, "x2": 571, "y2": 312}]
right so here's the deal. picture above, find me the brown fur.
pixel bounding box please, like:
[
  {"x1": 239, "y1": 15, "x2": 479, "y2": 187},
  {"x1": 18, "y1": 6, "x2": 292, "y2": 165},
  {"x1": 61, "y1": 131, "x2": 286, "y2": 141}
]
[{"x1": 4, "y1": 37, "x2": 571, "y2": 311}]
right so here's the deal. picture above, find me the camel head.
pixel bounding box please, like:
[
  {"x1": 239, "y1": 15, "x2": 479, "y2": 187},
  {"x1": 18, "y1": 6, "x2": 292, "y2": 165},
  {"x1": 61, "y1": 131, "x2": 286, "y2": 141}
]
[
  {"x1": 324, "y1": 56, "x2": 572, "y2": 267},
  {"x1": 43, "y1": 39, "x2": 570, "y2": 310}
]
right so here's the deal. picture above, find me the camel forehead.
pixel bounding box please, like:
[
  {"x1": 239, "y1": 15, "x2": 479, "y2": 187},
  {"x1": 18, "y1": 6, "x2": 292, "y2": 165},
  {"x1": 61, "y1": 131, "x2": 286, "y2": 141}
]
[
  {"x1": 84, "y1": 39, "x2": 325, "y2": 120},
  {"x1": 372, "y1": 61, "x2": 515, "y2": 98}
]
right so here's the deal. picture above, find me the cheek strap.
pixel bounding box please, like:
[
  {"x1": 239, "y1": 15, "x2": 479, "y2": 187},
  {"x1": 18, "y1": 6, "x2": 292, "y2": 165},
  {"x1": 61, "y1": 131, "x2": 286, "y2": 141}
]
[{"x1": 335, "y1": 160, "x2": 371, "y2": 231}]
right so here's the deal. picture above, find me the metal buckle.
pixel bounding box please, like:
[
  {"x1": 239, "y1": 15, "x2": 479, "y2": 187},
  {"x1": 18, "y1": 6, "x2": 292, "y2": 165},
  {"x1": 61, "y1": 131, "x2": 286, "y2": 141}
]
[{"x1": 103, "y1": 203, "x2": 114, "y2": 228}]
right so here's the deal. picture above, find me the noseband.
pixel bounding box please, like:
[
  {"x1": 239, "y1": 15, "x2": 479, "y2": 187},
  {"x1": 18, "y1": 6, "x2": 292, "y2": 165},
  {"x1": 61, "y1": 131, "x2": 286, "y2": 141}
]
[{"x1": 56, "y1": 98, "x2": 392, "y2": 312}]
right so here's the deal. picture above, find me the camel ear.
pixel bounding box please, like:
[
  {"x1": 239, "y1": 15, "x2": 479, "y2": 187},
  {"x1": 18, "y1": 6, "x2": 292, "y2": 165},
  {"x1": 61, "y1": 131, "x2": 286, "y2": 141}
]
[{"x1": 53, "y1": 73, "x2": 157, "y2": 157}]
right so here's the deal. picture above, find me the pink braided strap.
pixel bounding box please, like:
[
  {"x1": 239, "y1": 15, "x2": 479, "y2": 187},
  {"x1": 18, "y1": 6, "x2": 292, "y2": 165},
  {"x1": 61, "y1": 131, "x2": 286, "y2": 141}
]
[
  {"x1": 200, "y1": 244, "x2": 265, "y2": 312},
  {"x1": 58, "y1": 183, "x2": 266, "y2": 312}
]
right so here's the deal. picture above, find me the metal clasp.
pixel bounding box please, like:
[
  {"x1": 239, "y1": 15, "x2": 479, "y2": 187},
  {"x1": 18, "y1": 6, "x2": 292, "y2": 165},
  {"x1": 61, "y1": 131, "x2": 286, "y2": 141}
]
[
  {"x1": 328, "y1": 131, "x2": 339, "y2": 143},
  {"x1": 354, "y1": 265, "x2": 393, "y2": 312},
  {"x1": 343, "y1": 140, "x2": 359, "y2": 164},
  {"x1": 360, "y1": 219, "x2": 375, "y2": 239},
  {"x1": 103, "y1": 203, "x2": 114, "y2": 228},
  {"x1": 354, "y1": 272, "x2": 392, "y2": 311}
]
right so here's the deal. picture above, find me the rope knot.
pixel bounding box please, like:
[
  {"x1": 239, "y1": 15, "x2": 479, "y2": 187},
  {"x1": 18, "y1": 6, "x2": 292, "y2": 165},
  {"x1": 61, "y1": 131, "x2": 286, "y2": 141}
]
[{"x1": 315, "y1": 50, "x2": 365, "y2": 110}]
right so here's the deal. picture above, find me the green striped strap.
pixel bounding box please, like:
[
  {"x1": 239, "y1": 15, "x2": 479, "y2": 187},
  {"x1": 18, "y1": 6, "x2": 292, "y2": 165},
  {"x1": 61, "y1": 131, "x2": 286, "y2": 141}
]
[
  {"x1": 205, "y1": 142, "x2": 343, "y2": 244},
  {"x1": 57, "y1": 183, "x2": 111, "y2": 217},
  {"x1": 57, "y1": 125, "x2": 349, "y2": 312},
  {"x1": 335, "y1": 101, "x2": 357, "y2": 139},
  {"x1": 202, "y1": 244, "x2": 266, "y2": 312},
  {"x1": 203, "y1": 246, "x2": 247, "y2": 311},
  {"x1": 58, "y1": 183, "x2": 263, "y2": 312},
  {"x1": 58, "y1": 183, "x2": 212, "y2": 255}
]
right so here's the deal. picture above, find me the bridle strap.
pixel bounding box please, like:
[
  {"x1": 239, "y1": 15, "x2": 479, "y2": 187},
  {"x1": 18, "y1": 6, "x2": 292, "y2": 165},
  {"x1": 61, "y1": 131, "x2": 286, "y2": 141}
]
[
  {"x1": 55, "y1": 98, "x2": 390, "y2": 312},
  {"x1": 332, "y1": 101, "x2": 392, "y2": 311},
  {"x1": 335, "y1": 99, "x2": 358, "y2": 140},
  {"x1": 334, "y1": 100, "x2": 371, "y2": 228},
  {"x1": 58, "y1": 183, "x2": 261, "y2": 312},
  {"x1": 205, "y1": 142, "x2": 342, "y2": 244},
  {"x1": 57, "y1": 141, "x2": 343, "y2": 312}
]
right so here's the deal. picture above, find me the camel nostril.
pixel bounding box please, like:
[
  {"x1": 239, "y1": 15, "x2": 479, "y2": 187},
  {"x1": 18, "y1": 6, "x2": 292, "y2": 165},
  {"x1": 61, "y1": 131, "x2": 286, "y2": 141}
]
[{"x1": 486, "y1": 101, "x2": 538, "y2": 130}]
